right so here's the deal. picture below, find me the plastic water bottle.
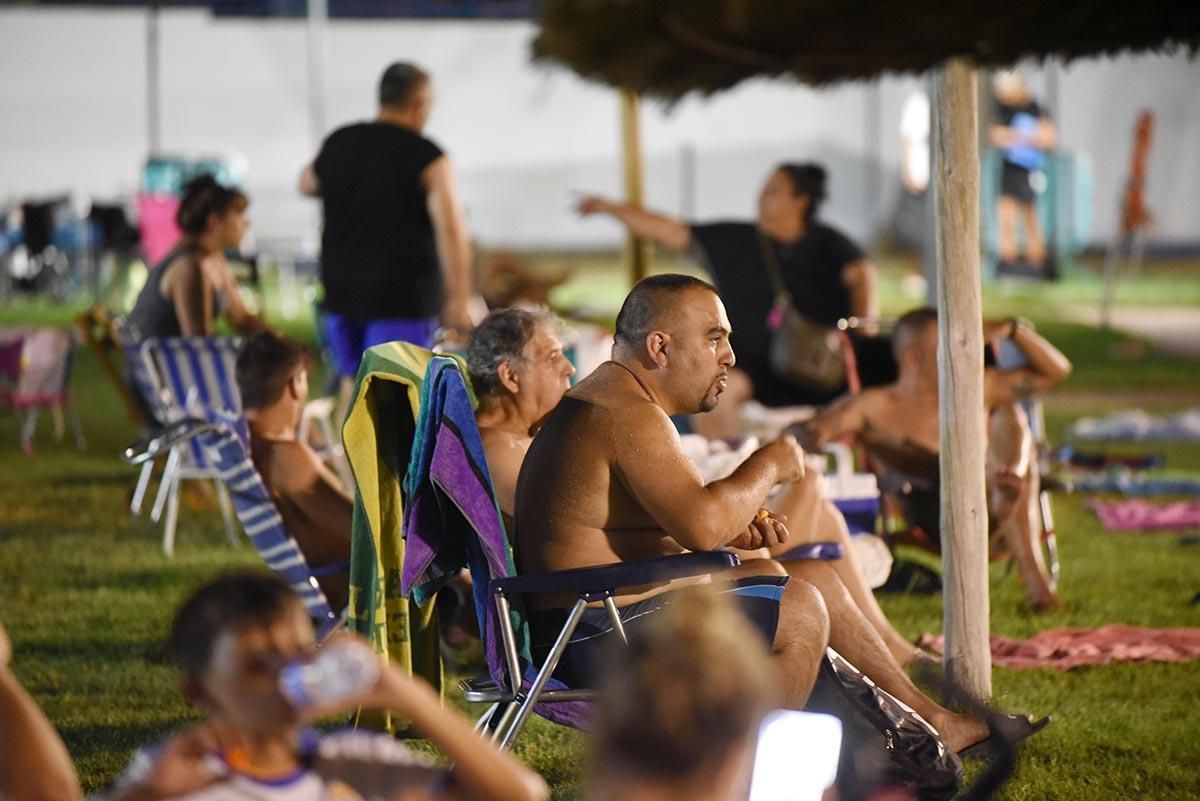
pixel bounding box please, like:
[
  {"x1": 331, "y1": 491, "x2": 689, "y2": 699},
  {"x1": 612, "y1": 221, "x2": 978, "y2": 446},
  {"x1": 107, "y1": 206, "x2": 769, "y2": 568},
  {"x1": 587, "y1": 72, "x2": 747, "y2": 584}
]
[{"x1": 279, "y1": 640, "x2": 380, "y2": 709}]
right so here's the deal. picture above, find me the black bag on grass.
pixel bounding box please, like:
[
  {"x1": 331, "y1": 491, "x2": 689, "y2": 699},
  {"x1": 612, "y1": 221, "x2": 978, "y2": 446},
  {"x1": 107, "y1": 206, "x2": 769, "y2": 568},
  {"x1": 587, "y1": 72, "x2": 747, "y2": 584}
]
[{"x1": 804, "y1": 649, "x2": 962, "y2": 801}]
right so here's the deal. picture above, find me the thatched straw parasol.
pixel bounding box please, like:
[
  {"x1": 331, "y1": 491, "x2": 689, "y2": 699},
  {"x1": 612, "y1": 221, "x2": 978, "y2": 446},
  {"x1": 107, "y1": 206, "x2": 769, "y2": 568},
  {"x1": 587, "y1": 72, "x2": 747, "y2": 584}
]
[{"x1": 534, "y1": 0, "x2": 1198, "y2": 699}]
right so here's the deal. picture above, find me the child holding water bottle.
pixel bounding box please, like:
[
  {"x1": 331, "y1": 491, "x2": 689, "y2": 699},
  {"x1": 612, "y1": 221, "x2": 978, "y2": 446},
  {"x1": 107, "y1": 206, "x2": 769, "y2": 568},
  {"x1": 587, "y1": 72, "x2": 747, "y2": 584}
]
[{"x1": 105, "y1": 571, "x2": 547, "y2": 801}]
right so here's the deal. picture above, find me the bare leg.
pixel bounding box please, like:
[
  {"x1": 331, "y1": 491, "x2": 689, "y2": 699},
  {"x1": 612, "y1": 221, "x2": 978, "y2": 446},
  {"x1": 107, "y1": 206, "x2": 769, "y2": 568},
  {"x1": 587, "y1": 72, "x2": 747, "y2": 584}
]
[
  {"x1": 1023, "y1": 202, "x2": 1046, "y2": 267},
  {"x1": 785, "y1": 560, "x2": 988, "y2": 752},
  {"x1": 771, "y1": 477, "x2": 918, "y2": 665},
  {"x1": 692, "y1": 368, "x2": 753, "y2": 441},
  {"x1": 719, "y1": 559, "x2": 828, "y2": 708},
  {"x1": 997, "y1": 196, "x2": 1020, "y2": 263},
  {"x1": 988, "y1": 405, "x2": 1059, "y2": 610}
]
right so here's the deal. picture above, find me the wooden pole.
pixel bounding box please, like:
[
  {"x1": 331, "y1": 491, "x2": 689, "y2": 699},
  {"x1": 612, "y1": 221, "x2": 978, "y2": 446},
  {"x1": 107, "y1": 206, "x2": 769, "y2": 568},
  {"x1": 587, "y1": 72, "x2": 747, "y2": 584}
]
[
  {"x1": 620, "y1": 88, "x2": 652, "y2": 284},
  {"x1": 933, "y1": 57, "x2": 992, "y2": 701},
  {"x1": 306, "y1": 0, "x2": 330, "y2": 148},
  {"x1": 146, "y1": 2, "x2": 161, "y2": 155}
]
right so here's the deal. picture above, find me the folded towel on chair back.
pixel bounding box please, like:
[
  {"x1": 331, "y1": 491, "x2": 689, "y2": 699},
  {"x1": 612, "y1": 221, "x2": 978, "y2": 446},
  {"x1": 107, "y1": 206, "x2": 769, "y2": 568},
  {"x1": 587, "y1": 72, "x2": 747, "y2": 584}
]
[
  {"x1": 402, "y1": 356, "x2": 590, "y2": 730},
  {"x1": 343, "y1": 341, "x2": 444, "y2": 732}
]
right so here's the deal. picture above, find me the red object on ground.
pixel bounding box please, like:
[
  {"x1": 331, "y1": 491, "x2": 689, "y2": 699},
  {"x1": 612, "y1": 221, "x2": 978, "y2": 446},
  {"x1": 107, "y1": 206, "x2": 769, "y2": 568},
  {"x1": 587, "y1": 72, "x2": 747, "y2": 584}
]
[
  {"x1": 918, "y1": 625, "x2": 1200, "y2": 670},
  {"x1": 1088, "y1": 499, "x2": 1200, "y2": 532}
]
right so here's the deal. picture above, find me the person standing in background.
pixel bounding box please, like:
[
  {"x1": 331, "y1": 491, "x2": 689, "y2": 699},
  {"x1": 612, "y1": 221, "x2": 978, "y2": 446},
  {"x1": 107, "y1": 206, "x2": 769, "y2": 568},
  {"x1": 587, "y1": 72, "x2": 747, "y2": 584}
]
[
  {"x1": 577, "y1": 164, "x2": 878, "y2": 438},
  {"x1": 300, "y1": 62, "x2": 477, "y2": 408},
  {"x1": 897, "y1": 86, "x2": 936, "y2": 304},
  {"x1": 990, "y1": 70, "x2": 1057, "y2": 273}
]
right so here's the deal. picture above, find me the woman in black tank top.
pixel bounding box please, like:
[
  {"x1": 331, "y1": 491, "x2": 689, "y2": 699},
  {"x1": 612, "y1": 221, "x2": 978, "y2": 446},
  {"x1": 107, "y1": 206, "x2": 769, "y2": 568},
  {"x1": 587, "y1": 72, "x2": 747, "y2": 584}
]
[{"x1": 127, "y1": 175, "x2": 266, "y2": 340}]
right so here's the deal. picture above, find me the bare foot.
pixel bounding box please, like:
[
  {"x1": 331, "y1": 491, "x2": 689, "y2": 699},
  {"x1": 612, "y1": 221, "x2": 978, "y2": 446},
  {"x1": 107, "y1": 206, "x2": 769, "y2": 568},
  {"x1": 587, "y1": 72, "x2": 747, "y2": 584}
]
[{"x1": 933, "y1": 712, "x2": 990, "y2": 755}]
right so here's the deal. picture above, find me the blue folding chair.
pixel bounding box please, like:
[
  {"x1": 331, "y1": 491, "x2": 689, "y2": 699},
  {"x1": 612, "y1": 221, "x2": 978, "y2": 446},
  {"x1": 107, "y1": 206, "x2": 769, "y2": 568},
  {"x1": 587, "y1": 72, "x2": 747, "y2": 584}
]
[
  {"x1": 123, "y1": 414, "x2": 344, "y2": 639},
  {"x1": 401, "y1": 356, "x2": 839, "y2": 749},
  {"x1": 130, "y1": 336, "x2": 242, "y2": 555}
]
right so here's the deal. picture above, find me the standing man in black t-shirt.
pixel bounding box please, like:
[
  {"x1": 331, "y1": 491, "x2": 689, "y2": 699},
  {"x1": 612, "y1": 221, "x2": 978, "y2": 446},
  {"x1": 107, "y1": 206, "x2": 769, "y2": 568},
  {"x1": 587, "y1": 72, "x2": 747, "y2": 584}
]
[
  {"x1": 300, "y1": 62, "x2": 475, "y2": 404},
  {"x1": 576, "y1": 163, "x2": 877, "y2": 437},
  {"x1": 989, "y1": 70, "x2": 1057, "y2": 272}
]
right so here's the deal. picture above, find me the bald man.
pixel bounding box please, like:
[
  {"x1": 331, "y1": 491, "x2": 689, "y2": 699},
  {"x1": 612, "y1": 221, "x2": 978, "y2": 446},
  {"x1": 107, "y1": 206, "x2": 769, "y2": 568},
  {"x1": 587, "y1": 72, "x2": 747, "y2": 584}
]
[{"x1": 515, "y1": 274, "x2": 991, "y2": 751}]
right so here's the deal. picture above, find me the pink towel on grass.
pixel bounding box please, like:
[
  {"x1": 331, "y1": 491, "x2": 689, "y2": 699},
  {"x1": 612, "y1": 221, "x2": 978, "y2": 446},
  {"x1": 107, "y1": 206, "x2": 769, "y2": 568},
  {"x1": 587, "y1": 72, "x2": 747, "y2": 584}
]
[
  {"x1": 1087, "y1": 499, "x2": 1200, "y2": 532},
  {"x1": 918, "y1": 625, "x2": 1200, "y2": 670}
]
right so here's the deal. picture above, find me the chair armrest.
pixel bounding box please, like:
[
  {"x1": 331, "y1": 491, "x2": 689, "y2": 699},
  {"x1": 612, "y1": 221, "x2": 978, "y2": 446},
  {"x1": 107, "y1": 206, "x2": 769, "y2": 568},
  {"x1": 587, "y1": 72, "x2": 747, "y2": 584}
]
[
  {"x1": 493, "y1": 551, "x2": 740, "y2": 599},
  {"x1": 122, "y1": 417, "x2": 216, "y2": 465},
  {"x1": 778, "y1": 541, "x2": 844, "y2": 562}
]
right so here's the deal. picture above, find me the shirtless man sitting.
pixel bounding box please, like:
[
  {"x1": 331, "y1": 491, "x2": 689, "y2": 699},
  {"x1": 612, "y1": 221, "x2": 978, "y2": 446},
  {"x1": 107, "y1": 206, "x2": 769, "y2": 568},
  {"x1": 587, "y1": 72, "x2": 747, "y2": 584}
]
[
  {"x1": 236, "y1": 331, "x2": 351, "y2": 610},
  {"x1": 470, "y1": 307, "x2": 931, "y2": 672},
  {"x1": 515, "y1": 275, "x2": 994, "y2": 752},
  {"x1": 468, "y1": 307, "x2": 575, "y2": 526},
  {"x1": 802, "y1": 307, "x2": 1072, "y2": 611}
]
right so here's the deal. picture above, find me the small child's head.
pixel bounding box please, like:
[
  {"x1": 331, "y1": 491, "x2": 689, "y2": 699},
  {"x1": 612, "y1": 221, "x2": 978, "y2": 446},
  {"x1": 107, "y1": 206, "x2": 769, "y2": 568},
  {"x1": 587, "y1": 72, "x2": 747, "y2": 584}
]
[
  {"x1": 236, "y1": 331, "x2": 309, "y2": 425},
  {"x1": 588, "y1": 586, "x2": 775, "y2": 801},
  {"x1": 168, "y1": 571, "x2": 313, "y2": 734}
]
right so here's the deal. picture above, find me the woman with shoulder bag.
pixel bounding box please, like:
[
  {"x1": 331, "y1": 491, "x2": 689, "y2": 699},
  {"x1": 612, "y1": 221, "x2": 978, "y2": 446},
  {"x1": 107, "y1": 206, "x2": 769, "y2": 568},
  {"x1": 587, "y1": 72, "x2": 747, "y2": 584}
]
[{"x1": 577, "y1": 163, "x2": 877, "y2": 438}]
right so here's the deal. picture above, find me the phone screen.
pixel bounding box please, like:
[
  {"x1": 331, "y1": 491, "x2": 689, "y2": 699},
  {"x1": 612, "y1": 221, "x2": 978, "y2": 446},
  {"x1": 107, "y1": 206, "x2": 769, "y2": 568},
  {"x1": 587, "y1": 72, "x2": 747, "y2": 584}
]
[{"x1": 748, "y1": 710, "x2": 841, "y2": 801}]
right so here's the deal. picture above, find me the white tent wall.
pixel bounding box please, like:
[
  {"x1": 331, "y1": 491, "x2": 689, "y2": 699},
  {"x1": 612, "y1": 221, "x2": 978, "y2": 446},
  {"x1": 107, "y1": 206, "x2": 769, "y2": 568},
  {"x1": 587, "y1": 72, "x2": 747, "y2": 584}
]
[{"x1": 1, "y1": 8, "x2": 1197, "y2": 251}]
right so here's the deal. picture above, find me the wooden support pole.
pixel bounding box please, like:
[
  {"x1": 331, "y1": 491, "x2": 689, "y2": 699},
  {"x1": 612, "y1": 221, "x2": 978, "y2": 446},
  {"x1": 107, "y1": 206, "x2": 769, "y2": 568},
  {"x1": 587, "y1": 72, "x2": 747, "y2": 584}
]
[
  {"x1": 933, "y1": 57, "x2": 992, "y2": 702},
  {"x1": 146, "y1": 2, "x2": 161, "y2": 155},
  {"x1": 620, "y1": 88, "x2": 652, "y2": 284}
]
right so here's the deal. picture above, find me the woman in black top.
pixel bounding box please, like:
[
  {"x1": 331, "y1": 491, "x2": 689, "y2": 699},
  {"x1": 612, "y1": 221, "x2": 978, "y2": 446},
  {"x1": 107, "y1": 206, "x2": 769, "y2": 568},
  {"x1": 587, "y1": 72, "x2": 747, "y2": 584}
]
[
  {"x1": 126, "y1": 174, "x2": 266, "y2": 340},
  {"x1": 577, "y1": 163, "x2": 877, "y2": 435}
]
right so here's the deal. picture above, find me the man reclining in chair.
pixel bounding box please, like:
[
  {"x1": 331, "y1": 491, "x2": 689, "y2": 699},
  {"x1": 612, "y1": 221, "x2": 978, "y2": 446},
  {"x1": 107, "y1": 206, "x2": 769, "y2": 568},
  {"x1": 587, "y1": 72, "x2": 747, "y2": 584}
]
[
  {"x1": 236, "y1": 331, "x2": 351, "y2": 611},
  {"x1": 513, "y1": 275, "x2": 997, "y2": 753},
  {"x1": 800, "y1": 307, "x2": 1072, "y2": 611}
]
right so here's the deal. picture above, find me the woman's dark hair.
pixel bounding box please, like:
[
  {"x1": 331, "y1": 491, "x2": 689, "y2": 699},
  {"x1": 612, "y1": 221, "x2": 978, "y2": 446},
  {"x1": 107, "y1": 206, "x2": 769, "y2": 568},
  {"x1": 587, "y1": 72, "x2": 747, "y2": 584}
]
[
  {"x1": 776, "y1": 162, "x2": 828, "y2": 222},
  {"x1": 175, "y1": 174, "x2": 248, "y2": 236},
  {"x1": 168, "y1": 571, "x2": 301, "y2": 679},
  {"x1": 466, "y1": 307, "x2": 559, "y2": 398},
  {"x1": 379, "y1": 61, "x2": 430, "y2": 108}
]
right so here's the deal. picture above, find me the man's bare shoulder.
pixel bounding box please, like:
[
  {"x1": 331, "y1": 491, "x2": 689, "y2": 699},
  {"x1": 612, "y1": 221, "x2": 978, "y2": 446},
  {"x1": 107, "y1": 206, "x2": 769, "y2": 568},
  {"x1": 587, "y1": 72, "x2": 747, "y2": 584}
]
[
  {"x1": 857, "y1": 386, "x2": 899, "y2": 412},
  {"x1": 479, "y1": 426, "x2": 531, "y2": 464},
  {"x1": 570, "y1": 364, "x2": 669, "y2": 413}
]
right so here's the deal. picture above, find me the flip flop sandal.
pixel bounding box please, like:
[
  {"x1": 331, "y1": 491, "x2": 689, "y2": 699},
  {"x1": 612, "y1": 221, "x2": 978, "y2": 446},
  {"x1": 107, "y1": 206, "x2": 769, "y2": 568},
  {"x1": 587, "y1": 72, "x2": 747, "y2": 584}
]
[{"x1": 958, "y1": 714, "x2": 1052, "y2": 760}]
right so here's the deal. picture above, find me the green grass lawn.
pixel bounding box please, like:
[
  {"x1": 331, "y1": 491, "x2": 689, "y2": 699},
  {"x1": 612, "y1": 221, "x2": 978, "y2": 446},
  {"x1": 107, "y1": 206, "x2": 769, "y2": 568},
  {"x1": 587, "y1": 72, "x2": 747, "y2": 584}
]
[{"x1": 0, "y1": 257, "x2": 1198, "y2": 798}]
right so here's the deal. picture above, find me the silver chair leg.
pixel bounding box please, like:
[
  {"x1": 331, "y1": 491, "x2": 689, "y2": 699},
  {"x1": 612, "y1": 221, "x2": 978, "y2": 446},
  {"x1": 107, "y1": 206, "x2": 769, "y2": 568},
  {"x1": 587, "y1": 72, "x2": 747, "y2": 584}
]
[
  {"x1": 473, "y1": 702, "x2": 500, "y2": 734},
  {"x1": 490, "y1": 702, "x2": 520, "y2": 744},
  {"x1": 131, "y1": 460, "x2": 154, "y2": 516},
  {"x1": 603, "y1": 596, "x2": 628, "y2": 644},
  {"x1": 1040, "y1": 490, "x2": 1061, "y2": 589},
  {"x1": 215, "y1": 480, "x2": 238, "y2": 546},
  {"x1": 163, "y1": 472, "x2": 182, "y2": 557},
  {"x1": 499, "y1": 598, "x2": 588, "y2": 750},
  {"x1": 20, "y1": 408, "x2": 39, "y2": 454},
  {"x1": 150, "y1": 446, "x2": 181, "y2": 523},
  {"x1": 68, "y1": 405, "x2": 85, "y2": 450}
]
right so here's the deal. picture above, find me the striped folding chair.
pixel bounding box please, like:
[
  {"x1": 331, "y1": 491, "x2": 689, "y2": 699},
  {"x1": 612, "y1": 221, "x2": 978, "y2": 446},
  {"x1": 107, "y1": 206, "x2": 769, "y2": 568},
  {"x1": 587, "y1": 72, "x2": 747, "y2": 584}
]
[
  {"x1": 122, "y1": 415, "x2": 342, "y2": 639},
  {"x1": 134, "y1": 336, "x2": 242, "y2": 556},
  {"x1": 110, "y1": 319, "x2": 164, "y2": 518},
  {"x1": 201, "y1": 415, "x2": 344, "y2": 639}
]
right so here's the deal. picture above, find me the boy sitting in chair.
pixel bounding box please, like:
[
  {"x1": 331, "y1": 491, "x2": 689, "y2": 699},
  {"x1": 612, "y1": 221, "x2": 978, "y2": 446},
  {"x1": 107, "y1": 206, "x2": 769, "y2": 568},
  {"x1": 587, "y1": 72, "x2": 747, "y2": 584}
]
[{"x1": 236, "y1": 332, "x2": 351, "y2": 611}]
